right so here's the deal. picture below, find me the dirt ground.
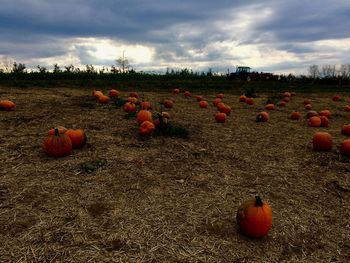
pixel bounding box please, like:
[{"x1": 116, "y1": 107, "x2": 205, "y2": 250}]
[{"x1": 0, "y1": 85, "x2": 350, "y2": 263}]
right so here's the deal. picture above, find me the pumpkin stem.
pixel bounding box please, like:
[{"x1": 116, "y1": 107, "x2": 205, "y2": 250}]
[
  {"x1": 255, "y1": 196, "x2": 263, "y2": 206},
  {"x1": 54, "y1": 128, "x2": 59, "y2": 136}
]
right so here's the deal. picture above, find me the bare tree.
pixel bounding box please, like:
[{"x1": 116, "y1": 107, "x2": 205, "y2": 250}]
[
  {"x1": 116, "y1": 51, "x2": 130, "y2": 73},
  {"x1": 0, "y1": 56, "x2": 14, "y2": 73},
  {"x1": 308, "y1": 64, "x2": 320, "y2": 82}
]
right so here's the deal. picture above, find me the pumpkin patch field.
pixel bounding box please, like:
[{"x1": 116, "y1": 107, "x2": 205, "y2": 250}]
[{"x1": 1, "y1": 85, "x2": 350, "y2": 262}]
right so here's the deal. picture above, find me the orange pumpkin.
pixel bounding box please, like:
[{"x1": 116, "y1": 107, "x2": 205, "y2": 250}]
[
  {"x1": 215, "y1": 112, "x2": 227, "y2": 123},
  {"x1": 43, "y1": 128, "x2": 72, "y2": 157},
  {"x1": 246, "y1": 98, "x2": 254, "y2": 105},
  {"x1": 256, "y1": 112, "x2": 269, "y2": 122},
  {"x1": 306, "y1": 110, "x2": 318, "y2": 119},
  {"x1": 341, "y1": 124, "x2": 350, "y2": 135},
  {"x1": 219, "y1": 104, "x2": 232, "y2": 116},
  {"x1": 320, "y1": 116, "x2": 329, "y2": 127},
  {"x1": 340, "y1": 139, "x2": 350, "y2": 156},
  {"x1": 0, "y1": 100, "x2": 16, "y2": 111},
  {"x1": 304, "y1": 104, "x2": 312, "y2": 110},
  {"x1": 344, "y1": 105, "x2": 350, "y2": 112},
  {"x1": 195, "y1": 95, "x2": 203, "y2": 101},
  {"x1": 332, "y1": 95, "x2": 340, "y2": 102},
  {"x1": 213, "y1": 98, "x2": 222, "y2": 106},
  {"x1": 184, "y1": 91, "x2": 191, "y2": 97},
  {"x1": 313, "y1": 132, "x2": 332, "y2": 151},
  {"x1": 319, "y1": 110, "x2": 331, "y2": 118},
  {"x1": 173, "y1": 88, "x2": 180, "y2": 94},
  {"x1": 163, "y1": 99, "x2": 174, "y2": 108},
  {"x1": 278, "y1": 101, "x2": 286, "y2": 107},
  {"x1": 129, "y1": 92, "x2": 139, "y2": 98},
  {"x1": 65, "y1": 129, "x2": 87, "y2": 148},
  {"x1": 308, "y1": 116, "x2": 321, "y2": 127},
  {"x1": 108, "y1": 89, "x2": 119, "y2": 97},
  {"x1": 239, "y1": 95, "x2": 247, "y2": 102},
  {"x1": 283, "y1": 92, "x2": 291, "y2": 98},
  {"x1": 136, "y1": 110, "x2": 152, "y2": 125},
  {"x1": 265, "y1": 104, "x2": 275, "y2": 110},
  {"x1": 199, "y1": 101, "x2": 208, "y2": 108},
  {"x1": 216, "y1": 93, "x2": 224, "y2": 99},
  {"x1": 98, "y1": 95, "x2": 110, "y2": 104},
  {"x1": 123, "y1": 102, "x2": 136, "y2": 113},
  {"x1": 290, "y1": 111, "x2": 301, "y2": 120},
  {"x1": 140, "y1": 101, "x2": 151, "y2": 110},
  {"x1": 92, "y1": 90, "x2": 103, "y2": 98},
  {"x1": 48, "y1": 126, "x2": 67, "y2": 135},
  {"x1": 237, "y1": 196, "x2": 272, "y2": 238},
  {"x1": 139, "y1": 121, "x2": 155, "y2": 136},
  {"x1": 127, "y1": 97, "x2": 138, "y2": 103}
]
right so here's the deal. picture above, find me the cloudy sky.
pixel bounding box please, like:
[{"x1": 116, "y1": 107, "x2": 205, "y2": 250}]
[{"x1": 0, "y1": 0, "x2": 350, "y2": 75}]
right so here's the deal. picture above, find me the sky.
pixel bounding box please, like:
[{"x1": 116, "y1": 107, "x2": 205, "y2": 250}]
[{"x1": 0, "y1": 0, "x2": 350, "y2": 75}]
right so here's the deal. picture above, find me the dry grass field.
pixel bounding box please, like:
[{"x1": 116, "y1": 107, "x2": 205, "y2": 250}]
[{"x1": 1, "y1": 85, "x2": 350, "y2": 262}]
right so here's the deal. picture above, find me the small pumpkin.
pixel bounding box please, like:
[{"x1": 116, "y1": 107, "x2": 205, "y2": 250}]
[
  {"x1": 306, "y1": 110, "x2": 318, "y2": 119},
  {"x1": 48, "y1": 126, "x2": 67, "y2": 135},
  {"x1": 332, "y1": 95, "x2": 340, "y2": 102},
  {"x1": 344, "y1": 105, "x2": 350, "y2": 112},
  {"x1": 92, "y1": 90, "x2": 103, "y2": 98},
  {"x1": 195, "y1": 95, "x2": 203, "y2": 101},
  {"x1": 108, "y1": 89, "x2": 119, "y2": 97},
  {"x1": 340, "y1": 139, "x2": 350, "y2": 156},
  {"x1": 129, "y1": 92, "x2": 139, "y2": 98},
  {"x1": 341, "y1": 124, "x2": 350, "y2": 135},
  {"x1": 256, "y1": 112, "x2": 269, "y2": 122},
  {"x1": 127, "y1": 97, "x2": 138, "y2": 103},
  {"x1": 215, "y1": 112, "x2": 227, "y2": 123},
  {"x1": 313, "y1": 132, "x2": 332, "y2": 151},
  {"x1": 239, "y1": 95, "x2": 247, "y2": 102},
  {"x1": 123, "y1": 102, "x2": 136, "y2": 113},
  {"x1": 213, "y1": 98, "x2": 222, "y2": 106},
  {"x1": 278, "y1": 101, "x2": 286, "y2": 107},
  {"x1": 43, "y1": 128, "x2": 72, "y2": 157},
  {"x1": 98, "y1": 95, "x2": 110, "y2": 104},
  {"x1": 245, "y1": 98, "x2": 254, "y2": 105},
  {"x1": 219, "y1": 104, "x2": 232, "y2": 116},
  {"x1": 137, "y1": 110, "x2": 153, "y2": 125},
  {"x1": 65, "y1": 129, "x2": 87, "y2": 148},
  {"x1": 184, "y1": 91, "x2": 191, "y2": 97},
  {"x1": 140, "y1": 101, "x2": 151, "y2": 110},
  {"x1": 265, "y1": 104, "x2": 275, "y2": 110},
  {"x1": 320, "y1": 116, "x2": 329, "y2": 127},
  {"x1": 319, "y1": 110, "x2": 331, "y2": 118},
  {"x1": 139, "y1": 121, "x2": 155, "y2": 136},
  {"x1": 216, "y1": 93, "x2": 224, "y2": 99},
  {"x1": 304, "y1": 104, "x2": 312, "y2": 110},
  {"x1": 283, "y1": 92, "x2": 291, "y2": 98},
  {"x1": 199, "y1": 101, "x2": 208, "y2": 108},
  {"x1": 236, "y1": 196, "x2": 272, "y2": 238},
  {"x1": 163, "y1": 99, "x2": 174, "y2": 109},
  {"x1": 173, "y1": 88, "x2": 180, "y2": 94},
  {"x1": 0, "y1": 100, "x2": 16, "y2": 111},
  {"x1": 290, "y1": 111, "x2": 301, "y2": 120},
  {"x1": 308, "y1": 116, "x2": 321, "y2": 127},
  {"x1": 291, "y1": 92, "x2": 297, "y2": 97}
]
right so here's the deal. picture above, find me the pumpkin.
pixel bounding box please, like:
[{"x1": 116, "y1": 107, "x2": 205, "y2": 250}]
[
  {"x1": 291, "y1": 92, "x2": 297, "y2": 97},
  {"x1": 136, "y1": 110, "x2": 152, "y2": 125},
  {"x1": 199, "y1": 101, "x2": 208, "y2": 108},
  {"x1": 219, "y1": 104, "x2": 232, "y2": 116},
  {"x1": 123, "y1": 102, "x2": 136, "y2": 113},
  {"x1": 127, "y1": 97, "x2": 138, "y2": 103},
  {"x1": 341, "y1": 124, "x2": 350, "y2": 135},
  {"x1": 140, "y1": 101, "x2": 151, "y2": 110},
  {"x1": 92, "y1": 90, "x2": 103, "y2": 98},
  {"x1": 236, "y1": 196, "x2": 272, "y2": 238},
  {"x1": 282, "y1": 97, "x2": 290, "y2": 103},
  {"x1": 98, "y1": 95, "x2": 110, "y2": 104},
  {"x1": 139, "y1": 121, "x2": 155, "y2": 136},
  {"x1": 129, "y1": 92, "x2": 139, "y2": 98},
  {"x1": 291, "y1": 111, "x2": 301, "y2": 120},
  {"x1": 108, "y1": 89, "x2": 119, "y2": 97},
  {"x1": 215, "y1": 112, "x2": 227, "y2": 123},
  {"x1": 313, "y1": 132, "x2": 332, "y2": 151},
  {"x1": 304, "y1": 104, "x2": 312, "y2": 110},
  {"x1": 319, "y1": 110, "x2": 331, "y2": 118},
  {"x1": 163, "y1": 99, "x2": 174, "y2": 109},
  {"x1": 213, "y1": 98, "x2": 222, "y2": 106},
  {"x1": 173, "y1": 88, "x2": 180, "y2": 94},
  {"x1": 303, "y1": 99, "x2": 311, "y2": 105},
  {"x1": 332, "y1": 95, "x2": 340, "y2": 102},
  {"x1": 283, "y1": 92, "x2": 291, "y2": 98},
  {"x1": 265, "y1": 104, "x2": 275, "y2": 110},
  {"x1": 48, "y1": 126, "x2": 67, "y2": 135},
  {"x1": 340, "y1": 139, "x2": 350, "y2": 156},
  {"x1": 65, "y1": 129, "x2": 87, "y2": 148},
  {"x1": 0, "y1": 100, "x2": 16, "y2": 111},
  {"x1": 43, "y1": 128, "x2": 72, "y2": 157},
  {"x1": 195, "y1": 95, "x2": 203, "y2": 101},
  {"x1": 320, "y1": 116, "x2": 329, "y2": 127},
  {"x1": 216, "y1": 93, "x2": 224, "y2": 99},
  {"x1": 184, "y1": 91, "x2": 191, "y2": 97},
  {"x1": 239, "y1": 95, "x2": 247, "y2": 102},
  {"x1": 308, "y1": 116, "x2": 321, "y2": 127},
  {"x1": 278, "y1": 101, "x2": 286, "y2": 107},
  {"x1": 344, "y1": 105, "x2": 350, "y2": 112},
  {"x1": 246, "y1": 98, "x2": 254, "y2": 105},
  {"x1": 306, "y1": 110, "x2": 318, "y2": 119},
  {"x1": 256, "y1": 112, "x2": 269, "y2": 122}
]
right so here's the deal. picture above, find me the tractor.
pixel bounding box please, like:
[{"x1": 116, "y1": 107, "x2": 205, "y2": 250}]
[{"x1": 228, "y1": 66, "x2": 278, "y2": 81}]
